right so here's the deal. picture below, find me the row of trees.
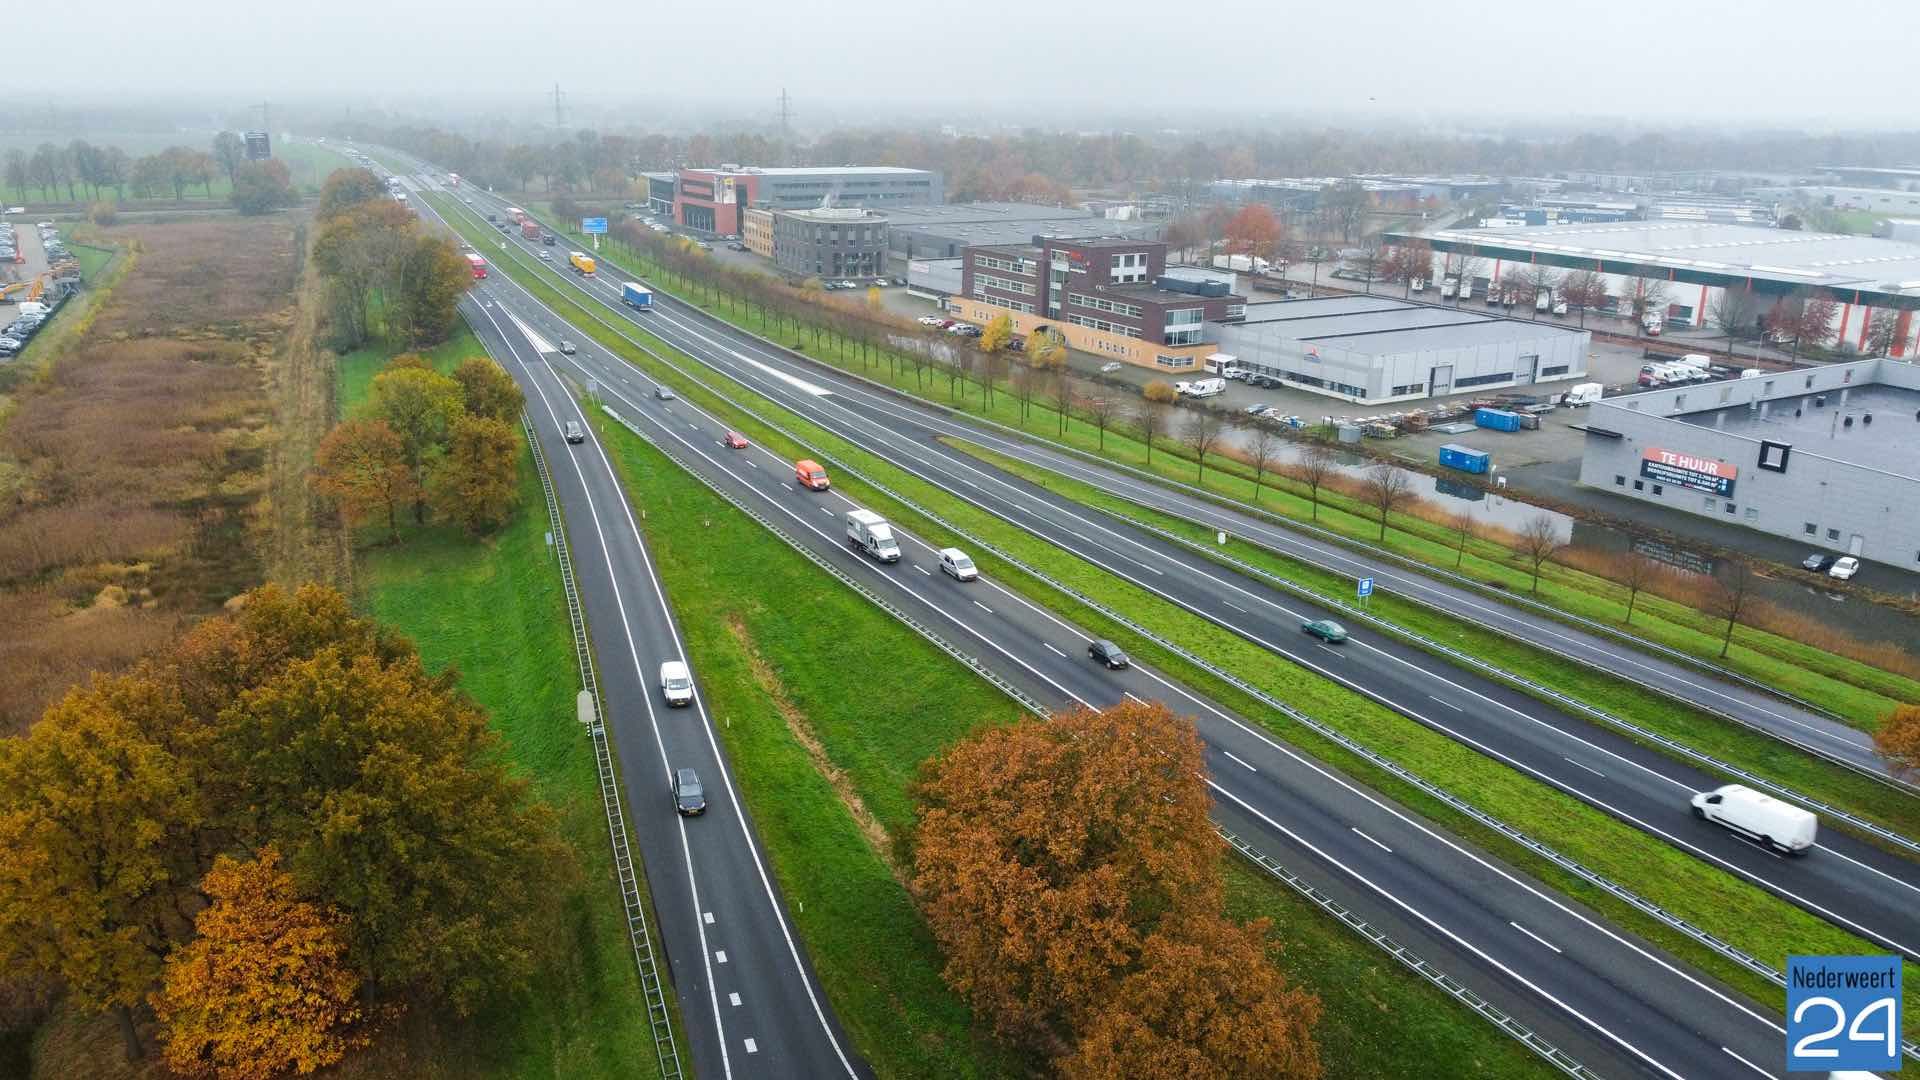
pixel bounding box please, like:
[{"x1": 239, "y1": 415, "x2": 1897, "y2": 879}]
[
  {"x1": 310, "y1": 168, "x2": 472, "y2": 348},
  {"x1": 316, "y1": 353, "x2": 525, "y2": 538},
  {"x1": 913, "y1": 700, "x2": 1322, "y2": 1076},
  {"x1": 0, "y1": 585, "x2": 575, "y2": 1072},
  {"x1": 1, "y1": 132, "x2": 298, "y2": 214}
]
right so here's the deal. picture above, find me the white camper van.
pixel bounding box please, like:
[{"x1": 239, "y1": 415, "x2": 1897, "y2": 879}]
[
  {"x1": 845, "y1": 509, "x2": 902, "y2": 563},
  {"x1": 1691, "y1": 784, "x2": 1817, "y2": 855}
]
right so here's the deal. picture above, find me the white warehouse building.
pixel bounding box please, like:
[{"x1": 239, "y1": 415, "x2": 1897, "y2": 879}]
[
  {"x1": 1407, "y1": 221, "x2": 1920, "y2": 356},
  {"x1": 1211, "y1": 295, "x2": 1591, "y2": 404}
]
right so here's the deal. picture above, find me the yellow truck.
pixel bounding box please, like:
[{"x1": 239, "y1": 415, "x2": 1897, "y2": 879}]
[{"x1": 568, "y1": 250, "x2": 596, "y2": 275}]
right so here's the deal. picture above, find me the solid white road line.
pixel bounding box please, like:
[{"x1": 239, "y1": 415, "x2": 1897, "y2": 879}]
[
  {"x1": 1222, "y1": 750, "x2": 1257, "y2": 772},
  {"x1": 1509, "y1": 921, "x2": 1562, "y2": 954},
  {"x1": 1350, "y1": 827, "x2": 1392, "y2": 854},
  {"x1": 1564, "y1": 756, "x2": 1607, "y2": 778}
]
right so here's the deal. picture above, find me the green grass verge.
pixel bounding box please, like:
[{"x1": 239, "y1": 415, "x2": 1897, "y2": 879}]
[
  {"x1": 342, "y1": 331, "x2": 676, "y2": 1079},
  {"x1": 535, "y1": 215, "x2": 1919, "y2": 727},
  {"x1": 957, "y1": 441, "x2": 1920, "y2": 845},
  {"x1": 427, "y1": 198, "x2": 1900, "y2": 1038}
]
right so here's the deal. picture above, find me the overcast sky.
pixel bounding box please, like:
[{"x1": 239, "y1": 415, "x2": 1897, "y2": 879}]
[{"x1": 55, "y1": 0, "x2": 1920, "y2": 131}]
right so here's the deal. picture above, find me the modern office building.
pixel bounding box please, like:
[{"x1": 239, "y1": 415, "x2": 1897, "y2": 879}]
[
  {"x1": 880, "y1": 201, "x2": 1158, "y2": 263},
  {"x1": 742, "y1": 207, "x2": 775, "y2": 258},
  {"x1": 1212, "y1": 294, "x2": 1590, "y2": 405},
  {"x1": 670, "y1": 165, "x2": 941, "y2": 234},
  {"x1": 946, "y1": 236, "x2": 1244, "y2": 371},
  {"x1": 642, "y1": 172, "x2": 676, "y2": 217},
  {"x1": 772, "y1": 207, "x2": 889, "y2": 280},
  {"x1": 1577, "y1": 357, "x2": 1920, "y2": 567}
]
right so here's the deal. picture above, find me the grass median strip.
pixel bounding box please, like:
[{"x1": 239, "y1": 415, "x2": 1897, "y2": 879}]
[
  {"x1": 430, "y1": 190, "x2": 1915, "y2": 1037},
  {"x1": 538, "y1": 216, "x2": 1918, "y2": 725}
]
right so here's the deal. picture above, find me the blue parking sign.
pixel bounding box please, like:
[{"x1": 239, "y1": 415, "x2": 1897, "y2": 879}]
[{"x1": 1787, "y1": 955, "x2": 1900, "y2": 1071}]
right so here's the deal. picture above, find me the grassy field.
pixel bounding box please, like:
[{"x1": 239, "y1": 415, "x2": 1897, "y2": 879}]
[
  {"x1": 587, "y1": 405, "x2": 1557, "y2": 1080},
  {"x1": 337, "y1": 333, "x2": 673, "y2": 1079},
  {"x1": 432, "y1": 205, "x2": 1909, "y2": 1039},
  {"x1": 542, "y1": 218, "x2": 1919, "y2": 729}
]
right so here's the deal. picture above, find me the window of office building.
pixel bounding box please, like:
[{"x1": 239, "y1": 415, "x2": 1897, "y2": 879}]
[
  {"x1": 1804, "y1": 522, "x2": 1817, "y2": 535},
  {"x1": 1540, "y1": 364, "x2": 1569, "y2": 377},
  {"x1": 1455, "y1": 371, "x2": 1516, "y2": 388},
  {"x1": 1069, "y1": 293, "x2": 1143, "y2": 318},
  {"x1": 1154, "y1": 354, "x2": 1195, "y2": 369}
]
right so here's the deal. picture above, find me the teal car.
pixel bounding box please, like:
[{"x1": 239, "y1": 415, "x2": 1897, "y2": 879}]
[{"x1": 1302, "y1": 619, "x2": 1348, "y2": 644}]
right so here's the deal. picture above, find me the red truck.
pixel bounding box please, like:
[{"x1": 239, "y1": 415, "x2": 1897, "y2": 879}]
[{"x1": 520, "y1": 220, "x2": 541, "y2": 240}]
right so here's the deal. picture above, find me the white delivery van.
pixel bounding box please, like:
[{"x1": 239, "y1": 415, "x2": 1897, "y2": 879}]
[
  {"x1": 1691, "y1": 784, "x2": 1817, "y2": 855},
  {"x1": 1562, "y1": 382, "x2": 1604, "y2": 407},
  {"x1": 16, "y1": 302, "x2": 49, "y2": 317},
  {"x1": 845, "y1": 509, "x2": 901, "y2": 563},
  {"x1": 1440, "y1": 276, "x2": 1458, "y2": 299},
  {"x1": 1181, "y1": 378, "x2": 1226, "y2": 398},
  {"x1": 938, "y1": 547, "x2": 978, "y2": 581},
  {"x1": 659, "y1": 660, "x2": 694, "y2": 707}
]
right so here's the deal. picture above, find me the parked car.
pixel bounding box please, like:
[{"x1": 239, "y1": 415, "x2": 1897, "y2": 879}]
[
  {"x1": 871, "y1": 278, "x2": 888, "y2": 287},
  {"x1": 727, "y1": 242, "x2": 747, "y2": 252},
  {"x1": 1302, "y1": 619, "x2": 1348, "y2": 643},
  {"x1": 559, "y1": 339, "x2": 577, "y2": 355},
  {"x1": 1829, "y1": 556, "x2": 1861, "y2": 581},
  {"x1": 0, "y1": 337, "x2": 21, "y2": 356},
  {"x1": 1087, "y1": 639, "x2": 1130, "y2": 670},
  {"x1": 722, "y1": 431, "x2": 749, "y2": 449},
  {"x1": 938, "y1": 547, "x2": 978, "y2": 581},
  {"x1": 563, "y1": 421, "x2": 586, "y2": 444},
  {"x1": 1801, "y1": 552, "x2": 1836, "y2": 572},
  {"x1": 674, "y1": 768, "x2": 707, "y2": 816},
  {"x1": 1100, "y1": 362, "x2": 1123, "y2": 373}
]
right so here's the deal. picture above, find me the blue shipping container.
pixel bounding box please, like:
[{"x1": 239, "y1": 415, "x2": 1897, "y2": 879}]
[
  {"x1": 1438, "y1": 444, "x2": 1490, "y2": 475},
  {"x1": 1475, "y1": 407, "x2": 1522, "y2": 432}
]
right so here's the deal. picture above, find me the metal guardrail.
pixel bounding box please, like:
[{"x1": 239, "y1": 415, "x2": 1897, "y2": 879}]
[
  {"x1": 1095, "y1": 504, "x2": 1920, "y2": 857},
  {"x1": 521, "y1": 415, "x2": 685, "y2": 1080},
  {"x1": 1220, "y1": 827, "x2": 1600, "y2": 1080}
]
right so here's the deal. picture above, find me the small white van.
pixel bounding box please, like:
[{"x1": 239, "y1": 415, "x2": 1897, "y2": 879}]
[
  {"x1": 1691, "y1": 784, "x2": 1816, "y2": 855},
  {"x1": 1562, "y1": 382, "x2": 1604, "y2": 407},
  {"x1": 1180, "y1": 377, "x2": 1226, "y2": 398},
  {"x1": 938, "y1": 548, "x2": 978, "y2": 581},
  {"x1": 659, "y1": 660, "x2": 694, "y2": 707}
]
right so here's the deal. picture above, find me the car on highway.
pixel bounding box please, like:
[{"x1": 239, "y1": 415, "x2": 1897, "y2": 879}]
[
  {"x1": 1829, "y1": 556, "x2": 1861, "y2": 581},
  {"x1": 1302, "y1": 619, "x2": 1348, "y2": 643},
  {"x1": 539, "y1": 251, "x2": 552, "y2": 261},
  {"x1": 722, "y1": 431, "x2": 749, "y2": 449},
  {"x1": 1099, "y1": 362, "x2": 1123, "y2": 373},
  {"x1": 659, "y1": 660, "x2": 694, "y2": 707},
  {"x1": 558, "y1": 339, "x2": 577, "y2": 355},
  {"x1": 654, "y1": 385, "x2": 676, "y2": 401},
  {"x1": 1801, "y1": 552, "x2": 1836, "y2": 572},
  {"x1": 1690, "y1": 783, "x2": 1816, "y2": 855},
  {"x1": 673, "y1": 768, "x2": 707, "y2": 816},
  {"x1": 1087, "y1": 639, "x2": 1130, "y2": 670},
  {"x1": 938, "y1": 548, "x2": 978, "y2": 581},
  {"x1": 563, "y1": 421, "x2": 585, "y2": 444}
]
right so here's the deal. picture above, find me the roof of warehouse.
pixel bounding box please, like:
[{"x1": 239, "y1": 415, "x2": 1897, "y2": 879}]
[
  {"x1": 1427, "y1": 221, "x2": 1920, "y2": 295},
  {"x1": 1227, "y1": 295, "x2": 1586, "y2": 354},
  {"x1": 1675, "y1": 383, "x2": 1920, "y2": 475},
  {"x1": 692, "y1": 165, "x2": 933, "y2": 177},
  {"x1": 883, "y1": 202, "x2": 1100, "y2": 226}
]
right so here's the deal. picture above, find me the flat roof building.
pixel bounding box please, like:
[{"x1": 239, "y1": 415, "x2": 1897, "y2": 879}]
[
  {"x1": 1213, "y1": 294, "x2": 1590, "y2": 404},
  {"x1": 670, "y1": 164, "x2": 941, "y2": 235},
  {"x1": 880, "y1": 201, "x2": 1157, "y2": 262},
  {"x1": 1577, "y1": 357, "x2": 1920, "y2": 568},
  {"x1": 772, "y1": 207, "x2": 888, "y2": 280}
]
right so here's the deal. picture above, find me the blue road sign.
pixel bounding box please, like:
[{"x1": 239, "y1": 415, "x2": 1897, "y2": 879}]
[
  {"x1": 1357, "y1": 576, "x2": 1374, "y2": 599},
  {"x1": 582, "y1": 217, "x2": 608, "y2": 235}
]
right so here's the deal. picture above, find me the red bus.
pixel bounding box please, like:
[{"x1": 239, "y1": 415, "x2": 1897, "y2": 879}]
[{"x1": 464, "y1": 253, "x2": 488, "y2": 279}]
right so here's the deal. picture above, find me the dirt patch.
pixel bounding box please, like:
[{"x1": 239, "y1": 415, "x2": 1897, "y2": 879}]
[
  {"x1": 723, "y1": 613, "x2": 906, "y2": 884},
  {"x1": 261, "y1": 229, "x2": 350, "y2": 591}
]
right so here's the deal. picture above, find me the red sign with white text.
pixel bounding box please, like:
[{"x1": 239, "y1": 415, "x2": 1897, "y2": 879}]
[{"x1": 1640, "y1": 447, "x2": 1737, "y2": 497}]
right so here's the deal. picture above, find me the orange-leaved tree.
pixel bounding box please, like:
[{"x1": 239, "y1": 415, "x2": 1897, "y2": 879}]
[
  {"x1": 429, "y1": 415, "x2": 521, "y2": 534},
  {"x1": 1874, "y1": 704, "x2": 1920, "y2": 777},
  {"x1": 313, "y1": 418, "x2": 416, "y2": 540},
  {"x1": 1062, "y1": 911, "x2": 1322, "y2": 1080},
  {"x1": 451, "y1": 356, "x2": 525, "y2": 424},
  {"x1": 911, "y1": 700, "x2": 1222, "y2": 1054},
  {"x1": 152, "y1": 846, "x2": 366, "y2": 1080}
]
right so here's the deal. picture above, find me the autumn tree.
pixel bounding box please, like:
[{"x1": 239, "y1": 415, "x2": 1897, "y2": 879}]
[
  {"x1": 1515, "y1": 513, "x2": 1563, "y2": 594},
  {"x1": 231, "y1": 159, "x2": 294, "y2": 216},
  {"x1": 210, "y1": 131, "x2": 246, "y2": 186},
  {"x1": 1182, "y1": 409, "x2": 1225, "y2": 482},
  {"x1": 310, "y1": 200, "x2": 414, "y2": 346},
  {"x1": 151, "y1": 847, "x2": 366, "y2": 1080},
  {"x1": 0, "y1": 672, "x2": 207, "y2": 1060},
  {"x1": 451, "y1": 356, "x2": 525, "y2": 423},
  {"x1": 1294, "y1": 440, "x2": 1336, "y2": 521},
  {"x1": 1705, "y1": 558, "x2": 1757, "y2": 658},
  {"x1": 313, "y1": 419, "x2": 415, "y2": 541},
  {"x1": 1223, "y1": 204, "x2": 1281, "y2": 262},
  {"x1": 1062, "y1": 912, "x2": 1321, "y2": 1080},
  {"x1": 1360, "y1": 463, "x2": 1412, "y2": 541},
  {"x1": 431, "y1": 416, "x2": 521, "y2": 534},
  {"x1": 977, "y1": 312, "x2": 1014, "y2": 355},
  {"x1": 1559, "y1": 270, "x2": 1606, "y2": 325},
  {"x1": 369, "y1": 364, "x2": 464, "y2": 523},
  {"x1": 912, "y1": 701, "x2": 1223, "y2": 1053},
  {"x1": 390, "y1": 233, "x2": 472, "y2": 347},
  {"x1": 317, "y1": 168, "x2": 387, "y2": 221},
  {"x1": 1872, "y1": 704, "x2": 1920, "y2": 777},
  {"x1": 1011, "y1": 362, "x2": 1041, "y2": 426}
]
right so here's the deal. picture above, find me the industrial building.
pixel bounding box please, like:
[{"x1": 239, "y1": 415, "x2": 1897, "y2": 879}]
[
  {"x1": 1210, "y1": 174, "x2": 1504, "y2": 212},
  {"x1": 1212, "y1": 295, "x2": 1590, "y2": 405},
  {"x1": 666, "y1": 165, "x2": 941, "y2": 235},
  {"x1": 1577, "y1": 357, "x2": 1920, "y2": 568},
  {"x1": 771, "y1": 207, "x2": 888, "y2": 280},
  {"x1": 880, "y1": 202, "x2": 1158, "y2": 265},
  {"x1": 1411, "y1": 221, "x2": 1920, "y2": 355},
  {"x1": 643, "y1": 171, "x2": 676, "y2": 217}
]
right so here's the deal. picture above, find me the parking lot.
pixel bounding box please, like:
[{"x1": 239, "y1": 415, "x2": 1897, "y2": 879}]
[{"x1": 0, "y1": 219, "x2": 69, "y2": 360}]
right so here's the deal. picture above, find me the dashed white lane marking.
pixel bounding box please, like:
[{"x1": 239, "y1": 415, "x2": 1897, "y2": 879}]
[
  {"x1": 1125, "y1": 692, "x2": 1148, "y2": 705},
  {"x1": 1564, "y1": 756, "x2": 1607, "y2": 778},
  {"x1": 972, "y1": 600, "x2": 993, "y2": 614},
  {"x1": 703, "y1": 912, "x2": 714, "y2": 924},
  {"x1": 744, "y1": 1037, "x2": 758, "y2": 1053},
  {"x1": 715, "y1": 950, "x2": 728, "y2": 964},
  {"x1": 1350, "y1": 827, "x2": 1393, "y2": 854},
  {"x1": 1042, "y1": 642, "x2": 1065, "y2": 657},
  {"x1": 1510, "y1": 921, "x2": 1562, "y2": 954},
  {"x1": 1428, "y1": 695, "x2": 1462, "y2": 710},
  {"x1": 729, "y1": 992, "x2": 742, "y2": 1007},
  {"x1": 1222, "y1": 751, "x2": 1256, "y2": 772}
]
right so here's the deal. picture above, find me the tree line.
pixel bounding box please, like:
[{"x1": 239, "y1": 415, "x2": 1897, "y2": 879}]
[
  {"x1": 2, "y1": 132, "x2": 295, "y2": 214},
  {"x1": 310, "y1": 167, "x2": 472, "y2": 349},
  {"x1": 0, "y1": 584, "x2": 576, "y2": 1075}
]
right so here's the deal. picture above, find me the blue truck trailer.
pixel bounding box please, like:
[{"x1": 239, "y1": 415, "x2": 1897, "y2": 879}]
[
  {"x1": 1474, "y1": 407, "x2": 1522, "y2": 432},
  {"x1": 621, "y1": 281, "x2": 653, "y2": 310},
  {"x1": 1438, "y1": 444, "x2": 1490, "y2": 474}
]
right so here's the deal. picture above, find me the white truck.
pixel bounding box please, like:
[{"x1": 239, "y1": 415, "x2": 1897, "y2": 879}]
[
  {"x1": 1176, "y1": 377, "x2": 1226, "y2": 398},
  {"x1": 1561, "y1": 382, "x2": 1604, "y2": 407},
  {"x1": 1211, "y1": 254, "x2": 1270, "y2": 273},
  {"x1": 1691, "y1": 784, "x2": 1817, "y2": 855},
  {"x1": 845, "y1": 509, "x2": 901, "y2": 563}
]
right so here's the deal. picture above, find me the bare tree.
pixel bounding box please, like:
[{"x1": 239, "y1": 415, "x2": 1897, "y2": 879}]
[
  {"x1": 1246, "y1": 423, "x2": 1281, "y2": 502},
  {"x1": 1181, "y1": 409, "x2": 1226, "y2": 483},
  {"x1": 1450, "y1": 510, "x2": 1476, "y2": 569},
  {"x1": 1705, "y1": 558, "x2": 1757, "y2": 658},
  {"x1": 1047, "y1": 370, "x2": 1074, "y2": 436},
  {"x1": 1711, "y1": 286, "x2": 1763, "y2": 351},
  {"x1": 1082, "y1": 392, "x2": 1120, "y2": 450},
  {"x1": 1559, "y1": 269, "x2": 1604, "y2": 325},
  {"x1": 1360, "y1": 463, "x2": 1413, "y2": 541},
  {"x1": 1011, "y1": 362, "x2": 1040, "y2": 426},
  {"x1": 1866, "y1": 309, "x2": 1900, "y2": 357},
  {"x1": 1452, "y1": 255, "x2": 1488, "y2": 305},
  {"x1": 1134, "y1": 399, "x2": 1170, "y2": 463},
  {"x1": 1515, "y1": 514, "x2": 1564, "y2": 594},
  {"x1": 1616, "y1": 547, "x2": 1660, "y2": 626},
  {"x1": 1295, "y1": 440, "x2": 1336, "y2": 521}
]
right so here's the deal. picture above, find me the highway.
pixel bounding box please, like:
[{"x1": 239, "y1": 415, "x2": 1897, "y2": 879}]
[
  {"x1": 459, "y1": 289, "x2": 866, "y2": 1079},
  {"x1": 427, "y1": 174, "x2": 1920, "y2": 965},
  {"x1": 398, "y1": 175, "x2": 1812, "y2": 1078}
]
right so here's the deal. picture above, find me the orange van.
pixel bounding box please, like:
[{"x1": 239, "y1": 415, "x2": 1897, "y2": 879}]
[{"x1": 795, "y1": 459, "x2": 830, "y2": 491}]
